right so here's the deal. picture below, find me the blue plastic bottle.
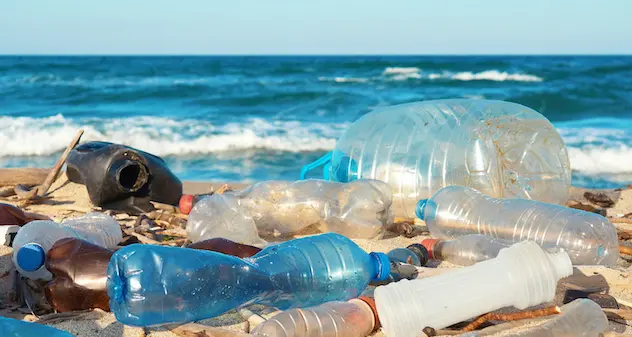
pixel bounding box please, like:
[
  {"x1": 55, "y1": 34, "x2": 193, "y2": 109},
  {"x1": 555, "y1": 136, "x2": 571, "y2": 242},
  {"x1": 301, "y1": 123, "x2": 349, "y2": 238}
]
[
  {"x1": 0, "y1": 316, "x2": 73, "y2": 337},
  {"x1": 106, "y1": 233, "x2": 390, "y2": 327}
]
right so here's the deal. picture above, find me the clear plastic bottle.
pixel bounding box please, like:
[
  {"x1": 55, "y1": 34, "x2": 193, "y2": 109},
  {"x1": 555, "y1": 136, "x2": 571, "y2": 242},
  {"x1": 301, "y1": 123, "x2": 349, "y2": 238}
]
[
  {"x1": 251, "y1": 297, "x2": 378, "y2": 337},
  {"x1": 421, "y1": 234, "x2": 512, "y2": 266},
  {"x1": 0, "y1": 316, "x2": 73, "y2": 337},
  {"x1": 374, "y1": 241, "x2": 573, "y2": 337},
  {"x1": 186, "y1": 179, "x2": 394, "y2": 246},
  {"x1": 12, "y1": 212, "x2": 123, "y2": 280},
  {"x1": 300, "y1": 99, "x2": 571, "y2": 218},
  {"x1": 107, "y1": 233, "x2": 391, "y2": 327},
  {"x1": 416, "y1": 186, "x2": 619, "y2": 266}
]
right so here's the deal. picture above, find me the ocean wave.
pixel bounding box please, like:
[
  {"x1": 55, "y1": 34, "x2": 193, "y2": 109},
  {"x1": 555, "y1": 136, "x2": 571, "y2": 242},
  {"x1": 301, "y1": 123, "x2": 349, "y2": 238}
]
[
  {"x1": 382, "y1": 67, "x2": 421, "y2": 75},
  {"x1": 567, "y1": 146, "x2": 632, "y2": 174},
  {"x1": 317, "y1": 76, "x2": 369, "y2": 83},
  {"x1": 0, "y1": 115, "x2": 348, "y2": 156},
  {"x1": 447, "y1": 70, "x2": 543, "y2": 82},
  {"x1": 0, "y1": 74, "x2": 223, "y2": 88}
]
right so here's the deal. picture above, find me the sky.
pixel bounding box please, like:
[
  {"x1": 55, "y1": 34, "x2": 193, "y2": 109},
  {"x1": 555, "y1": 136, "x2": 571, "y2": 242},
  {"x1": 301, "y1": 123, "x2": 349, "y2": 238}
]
[{"x1": 0, "y1": 0, "x2": 631, "y2": 55}]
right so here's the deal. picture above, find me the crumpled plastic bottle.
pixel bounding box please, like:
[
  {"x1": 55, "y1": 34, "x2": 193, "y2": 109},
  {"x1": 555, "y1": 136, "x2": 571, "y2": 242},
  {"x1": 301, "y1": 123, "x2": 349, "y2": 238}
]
[
  {"x1": 301, "y1": 99, "x2": 571, "y2": 218},
  {"x1": 106, "y1": 233, "x2": 391, "y2": 327},
  {"x1": 186, "y1": 179, "x2": 394, "y2": 247},
  {"x1": 0, "y1": 316, "x2": 73, "y2": 337}
]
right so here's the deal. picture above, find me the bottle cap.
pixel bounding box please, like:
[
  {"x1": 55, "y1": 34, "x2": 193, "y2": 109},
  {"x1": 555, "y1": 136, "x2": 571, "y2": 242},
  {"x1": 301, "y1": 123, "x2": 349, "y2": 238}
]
[
  {"x1": 370, "y1": 252, "x2": 392, "y2": 282},
  {"x1": 406, "y1": 243, "x2": 429, "y2": 266},
  {"x1": 17, "y1": 243, "x2": 46, "y2": 272},
  {"x1": 179, "y1": 194, "x2": 196, "y2": 215},
  {"x1": 415, "y1": 199, "x2": 428, "y2": 220},
  {"x1": 420, "y1": 238, "x2": 440, "y2": 260},
  {"x1": 357, "y1": 296, "x2": 381, "y2": 330}
]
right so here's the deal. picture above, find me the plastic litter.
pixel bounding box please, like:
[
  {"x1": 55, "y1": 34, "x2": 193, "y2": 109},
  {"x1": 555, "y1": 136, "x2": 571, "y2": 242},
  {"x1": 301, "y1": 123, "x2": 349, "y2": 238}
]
[
  {"x1": 44, "y1": 237, "x2": 115, "y2": 312},
  {"x1": 461, "y1": 299, "x2": 609, "y2": 337},
  {"x1": 66, "y1": 141, "x2": 183, "y2": 214},
  {"x1": 421, "y1": 234, "x2": 512, "y2": 266},
  {"x1": 374, "y1": 240, "x2": 573, "y2": 337},
  {"x1": 106, "y1": 233, "x2": 391, "y2": 327},
  {"x1": 0, "y1": 316, "x2": 73, "y2": 337},
  {"x1": 186, "y1": 237, "x2": 262, "y2": 258},
  {"x1": 251, "y1": 297, "x2": 379, "y2": 337},
  {"x1": 386, "y1": 244, "x2": 429, "y2": 266},
  {"x1": 417, "y1": 185, "x2": 619, "y2": 266},
  {"x1": 12, "y1": 212, "x2": 123, "y2": 280},
  {"x1": 301, "y1": 99, "x2": 571, "y2": 217},
  {"x1": 186, "y1": 179, "x2": 394, "y2": 246}
]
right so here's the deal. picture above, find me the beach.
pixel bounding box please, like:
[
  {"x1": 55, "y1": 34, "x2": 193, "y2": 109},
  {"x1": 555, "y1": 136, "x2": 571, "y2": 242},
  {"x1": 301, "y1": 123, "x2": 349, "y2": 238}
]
[{"x1": 1, "y1": 175, "x2": 631, "y2": 336}]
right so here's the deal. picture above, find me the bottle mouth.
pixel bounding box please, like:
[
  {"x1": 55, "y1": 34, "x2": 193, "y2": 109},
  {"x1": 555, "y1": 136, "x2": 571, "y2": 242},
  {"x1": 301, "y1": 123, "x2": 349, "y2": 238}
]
[
  {"x1": 415, "y1": 199, "x2": 428, "y2": 220},
  {"x1": 115, "y1": 159, "x2": 149, "y2": 192},
  {"x1": 406, "y1": 243, "x2": 429, "y2": 266},
  {"x1": 370, "y1": 252, "x2": 392, "y2": 282},
  {"x1": 16, "y1": 243, "x2": 46, "y2": 272}
]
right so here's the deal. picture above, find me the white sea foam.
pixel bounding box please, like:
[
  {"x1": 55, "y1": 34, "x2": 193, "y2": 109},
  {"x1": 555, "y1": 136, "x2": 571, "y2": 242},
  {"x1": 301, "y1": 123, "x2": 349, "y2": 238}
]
[
  {"x1": 317, "y1": 76, "x2": 369, "y2": 83},
  {"x1": 567, "y1": 146, "x2": 632, "y2": 174},
  {"x1": 380, "y1": 67, "x2": 543, "y2": 82},
  {"x1": 382, "y1": 67, "x2": 421, "y2": 75},
  {"x1": 0, "y1": 115, "x2": 347, "y2": 156}
]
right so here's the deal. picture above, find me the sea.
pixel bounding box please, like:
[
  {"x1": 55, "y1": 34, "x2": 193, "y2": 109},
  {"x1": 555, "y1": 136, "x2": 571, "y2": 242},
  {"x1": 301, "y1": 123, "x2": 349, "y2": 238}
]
[{"x1": 0, "y1": 56, "x2": 631, "y2": 188}]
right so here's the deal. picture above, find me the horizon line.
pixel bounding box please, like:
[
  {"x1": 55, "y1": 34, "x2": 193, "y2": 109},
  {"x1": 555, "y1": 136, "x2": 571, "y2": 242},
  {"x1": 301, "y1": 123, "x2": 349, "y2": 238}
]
[{"x1": 1, "y1": 53, "x2": 632, "y2": 57}]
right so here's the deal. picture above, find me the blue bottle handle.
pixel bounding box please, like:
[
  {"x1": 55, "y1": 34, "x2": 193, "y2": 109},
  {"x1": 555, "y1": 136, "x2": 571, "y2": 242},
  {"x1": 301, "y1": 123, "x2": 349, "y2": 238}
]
[{"x1": 300, "y1": 151, "x2": 333, "y2": 180}]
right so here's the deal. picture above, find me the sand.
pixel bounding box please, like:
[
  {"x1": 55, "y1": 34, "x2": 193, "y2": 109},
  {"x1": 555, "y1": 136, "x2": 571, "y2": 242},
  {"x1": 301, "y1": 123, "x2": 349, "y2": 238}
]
[{"x1": 1, "y1": 176, "x2": 631, "y2": 336}]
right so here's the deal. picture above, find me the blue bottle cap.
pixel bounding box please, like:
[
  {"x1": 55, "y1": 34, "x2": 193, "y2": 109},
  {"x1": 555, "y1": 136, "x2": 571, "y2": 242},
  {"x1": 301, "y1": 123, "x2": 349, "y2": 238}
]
[
  {"x1": 370, "y1": 252, "x2": 392, "y2": 282},
  {"x1": 17, "y1": 243, "x2": 46, "y2": 272},
  {"x1": 416, "y1": 199, "x2": 428, "y2": 220}
]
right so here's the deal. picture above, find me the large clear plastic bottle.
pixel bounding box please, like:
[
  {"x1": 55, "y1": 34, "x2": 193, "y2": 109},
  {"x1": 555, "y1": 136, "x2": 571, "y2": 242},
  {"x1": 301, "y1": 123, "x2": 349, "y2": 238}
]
[
  {"x1": 12, "y1": 212, "x2": 123, "y2": 280},
  {"x1": 106, "y1": 233, "x2": 391, "y2": 327},
  {"x1": 417, "y1": 186, "x2": 619, "y2": 266},
  {"x1": 0, "y1": 316, "x2": 73, "y2": 337},
  {"x1": 374, "y1": 241, "x2": 573, "y2": 337},
  {"x1": 186, "y1": 179, "x2": 394, "y2": 246},
  {"x1": 251, "y1": 297, "x2": 378, "y2": 337},
  {"x1": 301, "y1": 99, "x2": 571, "y2": 218},
  {"x1": 421, "y1": 234, "x2": 512, "y2": 266}
]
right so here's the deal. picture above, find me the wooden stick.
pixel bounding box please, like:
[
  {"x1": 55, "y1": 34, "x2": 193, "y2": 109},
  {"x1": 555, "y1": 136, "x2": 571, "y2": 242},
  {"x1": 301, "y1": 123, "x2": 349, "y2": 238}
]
[
  {"x1": 619, "y1": 244, "x2": 632, "y2": 256},
  {"x1": 0, "y1": 186, "x2": 16, "y2": 197},
  {"x1": 611, "y1": 218, "x2": 632, "y2": 224},
  {"x1": 37, "y1": 129, "x2": 84, "y2": 197},
  {"x1": 0, "y1": 168, "x2": 49, "y2": 187},
  {"x1": 460, "y1": 306, "x2": 561, "y2": 332},
  {"x1": 171, "y1": 323, "x2": 251, "y2": 337}
]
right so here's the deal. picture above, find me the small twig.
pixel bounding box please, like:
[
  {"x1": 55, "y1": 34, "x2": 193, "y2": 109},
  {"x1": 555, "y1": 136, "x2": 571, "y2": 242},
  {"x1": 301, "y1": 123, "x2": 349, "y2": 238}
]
[
  {"x1": 0, "y1": 186, "x2": 16, "y2": 197},
  {"x1": 611, "y1": 218, "x2": 632, "y2": 224},
  {"x1": 37, "y1": 310, "x2": 92, "y2": 324},
  {"x1": 150, "y1": 201, "x2": 180, "y2": 213},
  {"x1": 37, "y1": 129, "x2": 84, "y2": 197},
  {"x1": 128, "y1": 231, "x2": 162, "y2": 245},
  {"x1": 171, "y1": 323, "x2": 251, "y2": 337},
  {"x1": 619, "y1": 244, "x2": 632, "y2": 256},
  {"x1": 215, "y1": 184, "x2": 231, "y2": 195},
  {"x1": 460, "y1": 306, "x2": 561, "y2": 332}
]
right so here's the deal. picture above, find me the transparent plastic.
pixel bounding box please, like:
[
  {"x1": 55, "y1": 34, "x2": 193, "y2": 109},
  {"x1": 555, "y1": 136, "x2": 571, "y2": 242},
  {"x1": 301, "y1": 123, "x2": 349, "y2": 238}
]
[
  {"x1": 427, "y1": 234, "x2": 512, "y2": 266},
  {"x1": 0, "y1": 316, "x2": 73, "y2": 337},
  {"x1": 374, "y1": 241, "x2": 573, "y2": 337},
  {"x1": 417, "y1": 186, "x2": 619, "y2": 266},
  {"x1": 251, "y1": 299, "x2": 375, "y2": 337},
  {"x1": 12, "y1": 212, "x2": 123, "y2": 280},
  {"x1": 187, "y1": 179, "x2": 394, "y2": 246},
  {"x1": 499, "y1": 298, "x2": 609, "y2": 337},
  {"x1": 301, "y1": 99, "x2": 571, "y2": 218},
  {"x1": 107, "y1": 233, "x2": 391, "y2": 327}
]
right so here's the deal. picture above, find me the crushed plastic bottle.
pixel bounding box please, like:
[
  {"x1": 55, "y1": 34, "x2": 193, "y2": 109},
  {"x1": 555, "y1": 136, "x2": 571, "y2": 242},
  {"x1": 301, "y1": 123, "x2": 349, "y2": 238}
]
[
  {"x1": 0, "y1": 316, "x2": 73, "y2": 337},
  {"x1": 107, "y1": 233, "x2": 391, "y2": 327},
  {"x1": 386, "y1": 244, "x2": 429, "y2": 266},
  {"x1": 416, "y1": 186, "x2": 619, "y2": 266},
  {"x1": 12, "y1": 212, "x2": 123, "y2": 280},
  {"x1": 45, "y1": 237, "x2": 115, "y2": 312},
  {"x1": 300, "y1": 99, "x2": 572, "y2": 218},
  {"x1": 421, "y1": 234, "x2": 512, "y2": 266},
  {"x1": 374, "y1": 241, "x2": 573, "y2": 337},
  {"x1": 252, "y1": 297, "x2": 379, "y2": 337},
  {"x1": 187, "y1": 237, "x2": 262, "y2": 258},
  {"x1": 186, "y1": 179, "x2": 394, "y2": 247}
]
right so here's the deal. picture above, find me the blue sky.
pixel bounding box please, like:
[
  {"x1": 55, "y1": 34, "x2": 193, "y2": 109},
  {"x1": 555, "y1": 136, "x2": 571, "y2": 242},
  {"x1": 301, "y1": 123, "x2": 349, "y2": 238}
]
[{"x1": 1, "y1": 0, "x2": 630, "y2": 55}]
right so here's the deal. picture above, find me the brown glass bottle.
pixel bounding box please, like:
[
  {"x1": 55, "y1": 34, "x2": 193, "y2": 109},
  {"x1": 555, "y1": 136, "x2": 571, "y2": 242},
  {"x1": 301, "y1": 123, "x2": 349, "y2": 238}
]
[
  {"x1": 187, "y1": 237, "x2": 262, "y2": 258},
  {"x1": 44, "y1": 237, "x2": 114, "y2": 312},
  {"x1": 0, "y1": 203, "x2": 50, "y2": 226}
]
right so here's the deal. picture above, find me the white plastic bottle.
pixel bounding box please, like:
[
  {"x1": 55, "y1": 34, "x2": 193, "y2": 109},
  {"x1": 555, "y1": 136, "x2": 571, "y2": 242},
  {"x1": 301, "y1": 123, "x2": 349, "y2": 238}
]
[
  {"x1": 301, "y1": 99, "x2": 571, "y2": 218},
  {"x1": 12, "y1": 212, "x2": 123, "y2": 280},
  {"x1": 421, "y1": 234, "x2": 512, "y2": 266},
  {"x1": 417, "y1": 186, "x2": 619, "y2": 266},
  {"x1": 374, "y1": 241, "x2": 573, "y2": 337},
  {"x1": 251, "y1": 297, "x2": 378, "y2": 337}
]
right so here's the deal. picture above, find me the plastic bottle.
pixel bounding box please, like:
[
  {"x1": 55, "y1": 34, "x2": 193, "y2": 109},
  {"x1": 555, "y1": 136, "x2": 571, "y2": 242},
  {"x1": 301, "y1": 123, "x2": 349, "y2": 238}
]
[
  {"x1": 386, "y1": 244, "x2": 429, "y2": 266},
  {"x1": 416, "y1": 186, "x2": 619, "y2": 266},
  {"x1": 300, "y1": 99, "x2": 571, "y2": 218},
  {"x1": 0, "y1": 316, "x2": 73, "y2": 337},
  {"x1": 421, "y1": 234, "x2": 513, "y2": 266},
  {"x1": 107, "y1": 233, "x2": 390, "y2": 327},
  {"x1": 374, "y1": 241, "x2": 573, "y2": 337},
  {"x1": 44, "y1": 237, "x2": 115, "y2": 312},
  {"x1": 251, "y1": 296, "x2": 379, "y2": 337},
  {"x1": 12, "y1": 212, "x2": 123, "y2": 280},
  {"x1": 186, "y1": 179, "x2": 394, "y2": 247},
  {"x1": 187, "y1": 237, "x2": 262, "y2": 258}
]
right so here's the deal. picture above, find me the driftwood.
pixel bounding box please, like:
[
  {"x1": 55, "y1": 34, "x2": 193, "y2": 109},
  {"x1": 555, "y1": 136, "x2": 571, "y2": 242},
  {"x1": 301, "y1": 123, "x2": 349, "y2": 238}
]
[
  {"x1": 0, "y1": 168, "x2": 50, "y2": 187},
  {"x1": 460, "y1": 306, "x2": 561, "y2": 332},
  {"x1": 171, "y1": 323, "x2": 250, "y2": 337}
]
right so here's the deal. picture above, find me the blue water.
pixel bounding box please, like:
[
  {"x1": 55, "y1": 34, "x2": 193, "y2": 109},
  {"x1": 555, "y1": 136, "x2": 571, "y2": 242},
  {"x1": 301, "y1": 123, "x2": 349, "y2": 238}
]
[{"x1": 1, "y1": 56, "x2": 631, "y2": 188}]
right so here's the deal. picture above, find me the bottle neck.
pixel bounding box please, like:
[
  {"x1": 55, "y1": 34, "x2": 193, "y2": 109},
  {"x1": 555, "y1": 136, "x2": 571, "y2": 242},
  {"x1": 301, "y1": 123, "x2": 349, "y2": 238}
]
[{"x1": 369, "y1": 252, "x2": 391, "y2": 282}]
